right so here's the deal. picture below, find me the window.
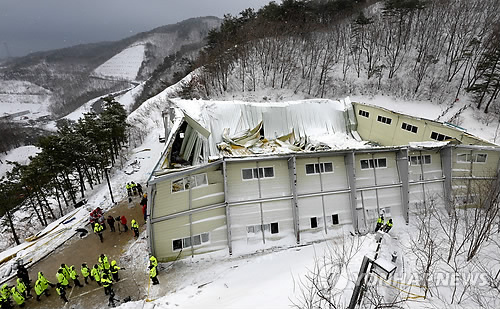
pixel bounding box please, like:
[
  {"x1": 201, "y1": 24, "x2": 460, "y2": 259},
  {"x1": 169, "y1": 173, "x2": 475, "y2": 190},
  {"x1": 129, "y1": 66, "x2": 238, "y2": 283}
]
[
  {"x1": 377, "y1": 115, "x2": 392, "y2": 125},
  {"x1": 241, "y1": 167, "x2": 275, "y2": 180},
  {"x1": 172, "y1": 232, "x2": 210, "y2": 251},
  {"x1": 310, "y1": 217, "x2": 318, "y2": 228},
  {"x1": 360, "y1": 158, "x2": 387, "y2": 169},
  {"x1": 270, "y1": 222, "x2": 279, "y2": 234},
  {"x1": 359, "y1": 110, "x2": 370, "y2": 118},
  {"x1": 171, "y1": 173, "x2": 208, "y2": 193},
  {"x1": 332, "y1": 214, "x2": 339, "y2": 225},
  {"x1": 457, "y1": 153, "x2": 488, "y2": 163},
  {"x1": 401, "y1": 122, "x2": 418, "y2": 133},
  {"x1": 408, "y1": 155, "x2": 431, "y2": 166},
  {"x1": 430, "y1": 131, "x2": 452, "y2": 141},
  {"x1": 173, "y1": 239, "x2": 182, "y2": 250},
  {"x1": 305, "y1": 162, "x2": 334, "y2": 175}
]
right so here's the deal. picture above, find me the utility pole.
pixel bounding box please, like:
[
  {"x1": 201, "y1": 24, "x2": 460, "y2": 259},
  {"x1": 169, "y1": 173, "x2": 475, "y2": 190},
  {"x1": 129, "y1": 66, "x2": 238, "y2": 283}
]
[{"x1": 104, "y1": 166, "x2": 115, "y2": 204}]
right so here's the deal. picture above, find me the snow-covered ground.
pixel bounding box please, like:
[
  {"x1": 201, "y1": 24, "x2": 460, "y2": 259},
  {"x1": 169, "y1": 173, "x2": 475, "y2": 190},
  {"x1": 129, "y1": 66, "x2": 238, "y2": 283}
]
[
  {"x1": 1, "y1": 71, "x2": 499, "y2": 308},
  {"x1": 0, "y1": 80, "x2": 52, "y2": 120},
  {"x1": 93, "y1": 44, "x2": 146, "y2": 81},
  {"x1": 0, "y1": 145, "x2": 40, "y2": 178}
]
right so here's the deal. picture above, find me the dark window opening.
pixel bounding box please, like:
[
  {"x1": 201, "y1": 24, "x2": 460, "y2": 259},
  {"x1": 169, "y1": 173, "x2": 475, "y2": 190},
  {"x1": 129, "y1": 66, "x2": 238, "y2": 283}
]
[
  {"x1": 173, "y1": 239, "x2": 182, "y2": 250},
  {"x1": 332, "y1": 214, "x2": 339, "y2": 225},
  {"x1": 311, "y1": 217, "x2": 318, "y2": 228},
  {"x1": 270, "y1": 222, "x2": 279, "y2": 234}
]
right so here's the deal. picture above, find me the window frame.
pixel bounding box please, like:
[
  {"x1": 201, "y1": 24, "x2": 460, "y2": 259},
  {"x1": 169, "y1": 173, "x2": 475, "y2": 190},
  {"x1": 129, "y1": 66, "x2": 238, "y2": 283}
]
[
  {"x1": 171, "y1": 173, "x2": 209, "y2": 193},
  {"x1": 305, "y1": 162, "x2": 334, "y2": 175},
  {"x1": 377, "y1": 115, "x2": 392, "y2": 125},
  {"x1": 457, "y1": 153, "x2": 488, "y2": 164},
  {"x1": 241, "y1": 166, "x2": 275, "y2": 181},
  {"x1": 360, "y1": 158, "x2": 388, "y2": 170},
  {"x1": 172, "y1": 232, "x2": 210, "y2": 251},
  {"x1": 401, "y1": 122, "x2": 418, "y2": 134},
  {"x1": 430, "y1": 131, "x2": 452, "y2": 141},
  {"x1": 408, "y1": 154, "x2": 432, "y2": 166},
  {"x1": 358, "y1": 110, "x2": 370, "y2": 118}
]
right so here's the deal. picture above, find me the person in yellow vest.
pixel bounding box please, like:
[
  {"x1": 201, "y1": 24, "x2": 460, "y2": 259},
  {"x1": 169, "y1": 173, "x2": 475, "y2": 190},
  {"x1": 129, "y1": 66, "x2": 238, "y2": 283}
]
[
  {"x1": 99, "y1": 254, "x2": 111, "y2": 272},
  {"x1": 149, "y1": 255, "x2": 158, "y2": 268},
  {"x1": 38, "y1": 271, "x2": 55, "y2": 288},
  {"x1": 131, "y1": 219, "x2": 139, "y2": 238},
  {"x1": 375, "y1": 215, "x2": 384, "y2": 232},
  {"x1": 131, "y1": 181, "x2": 138, "y2": 195},
  {"x1": 149, "y1": 265, "x2": 159, "y2": 285},
  {"x1": 126, "y1": 183, "x2": 132, "y2": 196},
  {"x1": 34, "y1": 277, "x2": 50, "y2": 302},
  {"x1": 10, "y1": 286, "x2": 24, "y2": 307},
  {"x1": 383, "y1": 218, "x2": 393, "y2": 233},
  {"x1": 91, "y1": 265, "x2": 102, "y2": 286},
  {"x1": 15, "y1": 278, "x2": 27, "y2": 299},
  {"x1": 94, "y1": 222, "x2": 104, "y2": 243},
  {"x1": 110, "y1": 260, "x2": 121, "y2": 282},
  {"x1": 60, "y1": 264, "x2": 71, "y2": 282},
  {"x1": 101, "y1": 273, "x2": 113, "y2": 296},
  {"x1": 56, "y1": 269, "x2": 71, "y2": 289},
  {"x1": 81, "y1": 263, "x2": 91, "y2": 284},
  {"x1": 69, "y1": 265, "x2": 84, "y2": 288},
  {"x1": 56, "y1": 283, "x2": 68, "y2": 303}
]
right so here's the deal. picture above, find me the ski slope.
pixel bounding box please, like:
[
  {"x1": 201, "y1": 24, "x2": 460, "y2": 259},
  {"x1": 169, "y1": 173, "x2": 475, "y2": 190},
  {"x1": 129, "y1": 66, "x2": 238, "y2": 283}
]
[{"x1": 93, "y1": 44, "x2": 146, "y2": 81}]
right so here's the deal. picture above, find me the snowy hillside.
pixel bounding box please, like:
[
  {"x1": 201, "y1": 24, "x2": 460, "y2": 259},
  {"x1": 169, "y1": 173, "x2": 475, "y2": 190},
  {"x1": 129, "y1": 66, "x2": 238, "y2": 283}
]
[
  {"x1": 0, "y1": 145, "x2": 40, "y2": 178},
  {"x1": 0, "y1": 80, "x2": 52, "y2": 120},
  {"x1": 93, "y1": 44, "x2": 146, "y2": 81}
]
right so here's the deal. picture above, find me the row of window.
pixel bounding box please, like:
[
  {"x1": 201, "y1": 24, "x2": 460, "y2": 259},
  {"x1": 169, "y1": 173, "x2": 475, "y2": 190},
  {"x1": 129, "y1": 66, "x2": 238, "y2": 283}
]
[
  {"x1": 171, "y1": 153, "x2": 488, "y2": 193},
  {"x1": 171, "y1": 173, "x2": 208, "y2": 193},
  {"x1": 247, "y1": 222, "x2": 279, "y2": 235},
  {"x1": 310, "y1": 214, "x2": 340, "y2": 228},
  {"x1": 359, "y1": 109, "x2": 455, "y2": 141},
  {"x1": 172, "y1": 232, "x2": 210, "y2": 251}
]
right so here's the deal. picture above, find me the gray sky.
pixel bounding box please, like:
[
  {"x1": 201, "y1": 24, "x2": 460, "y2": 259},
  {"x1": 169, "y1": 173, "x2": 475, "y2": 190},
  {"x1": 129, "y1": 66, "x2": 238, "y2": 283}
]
[{"x1": 0, "y1": 0, "x2": 271, "y2": 57}]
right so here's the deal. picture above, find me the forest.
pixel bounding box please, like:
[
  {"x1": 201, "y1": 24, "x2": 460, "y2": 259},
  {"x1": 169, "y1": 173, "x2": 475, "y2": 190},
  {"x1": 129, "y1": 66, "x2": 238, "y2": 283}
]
[
  {"x1": 191, "y1": 0, "x2": 500, "y2": 115},
  {"x1": 0, "y1": 99, "x2": 128, "y2": 245}
]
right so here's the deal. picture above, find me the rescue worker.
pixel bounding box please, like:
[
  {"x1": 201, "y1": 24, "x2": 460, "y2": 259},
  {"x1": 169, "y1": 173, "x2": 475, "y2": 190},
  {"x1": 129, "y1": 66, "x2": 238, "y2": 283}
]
[
  {"x1": 110, "y1": 260, "x2": 121, "y2": 282},
  {"x1": 384, "y1": 219, "x2": 393, "y2": 233},
  {"x1": 94, "y1": 222, "x2": 104, "y2": 243},
  {"x1": 34, "y1": 277, "x2": 50, "y2": 302},
  {"x1": 59, "y1": 264, "x2": 71, "y2": 282},
  {"x1": 15, "y1": 278, "x2": 27, "y2": 299},
  {"x1": 10, "y1": 286, "x2": 24, "y2": 308},
  {"x1": 375, "y1": 215, "x2": 384, "y2": 232},
  {"x1": 56, "y1": 269, "x2": 70, "y2": 289},
  {"x1": 81, "y1": 263, "x2": 91, "y2": 284},
  {"x1": 16, "y1": 264, "x2": 31, "y2": 297},
  {"x1": 37, "y1": 272, "x2": 55, "y2": 288},
  {"x1": 131, "y1": 219, "x2": 139, "y2": 238},
  {"x1": 99, "y1": 254, "x2": 111, "y2": 272},
  {"x1": 91, "y1": 265, "x2": 102, "y2": 286},
  {"x1": 131, "y1": 181, "x2": 138, "y2": 195},
  {"x1": 1, "y1": 283, "x2": 12, "y2": 308},
  {"x1": 137, "y1": 182, "x2": 143, "y2": 195},
  {"x1": 149, "y1": 265, "x2": 159, "y2": 285},
  {"x1": 101, "y1": 273, "x2": 113, "y2": 296},
  {"x1": 126, "y1": 183, "x2": 132, "y2": 196},
  {"x1": 69, "y1": 266, "x2": 83, "y2": 287},
  {"x1": 149, "y1": 255, "x2": 158, "y2": 268},
  {"x1": 55, "y1": 283, "x2": 68, "y2": 303}
]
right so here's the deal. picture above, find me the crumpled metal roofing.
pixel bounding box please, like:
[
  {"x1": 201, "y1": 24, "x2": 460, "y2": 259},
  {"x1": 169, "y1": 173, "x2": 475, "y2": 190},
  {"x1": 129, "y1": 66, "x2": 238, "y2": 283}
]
[{"x1": 172, "y1": 98, "x2": 366, "y2": 157}]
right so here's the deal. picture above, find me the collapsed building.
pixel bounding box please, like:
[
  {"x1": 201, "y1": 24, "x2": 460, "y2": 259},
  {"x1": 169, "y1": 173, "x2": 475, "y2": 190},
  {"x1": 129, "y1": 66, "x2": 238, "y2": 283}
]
[{"x1": 146, "y1": 98, "x2": 499, "y2": 261}]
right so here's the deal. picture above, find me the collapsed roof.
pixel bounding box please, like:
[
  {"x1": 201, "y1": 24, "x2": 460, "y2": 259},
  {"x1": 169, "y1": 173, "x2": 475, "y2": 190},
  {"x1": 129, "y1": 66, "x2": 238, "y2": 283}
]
[{"x1": 160, "y1": 98, "x2": 369, "y2": 169}]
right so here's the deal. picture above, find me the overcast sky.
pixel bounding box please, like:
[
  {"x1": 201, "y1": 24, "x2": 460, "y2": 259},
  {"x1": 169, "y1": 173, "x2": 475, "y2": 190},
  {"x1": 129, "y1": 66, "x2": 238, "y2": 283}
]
[{"x1": 0, "y1": 0, "x2": 271, "y2": 57}]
